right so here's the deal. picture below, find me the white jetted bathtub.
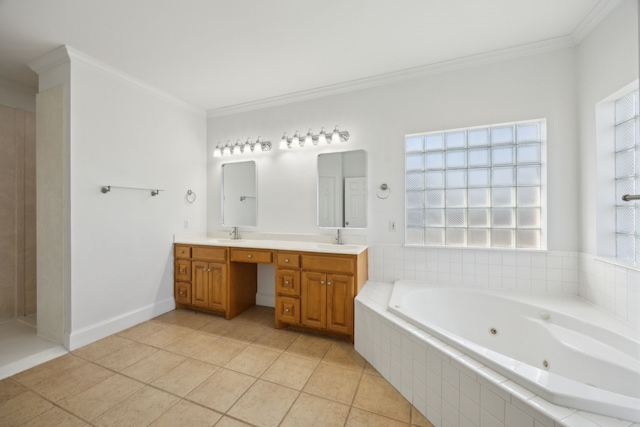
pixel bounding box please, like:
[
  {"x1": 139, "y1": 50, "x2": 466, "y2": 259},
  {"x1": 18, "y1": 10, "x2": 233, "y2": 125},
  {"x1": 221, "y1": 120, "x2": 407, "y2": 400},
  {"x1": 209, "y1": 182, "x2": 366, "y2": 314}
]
[{"x1": 387, "y1": 281, "x2": 640, "y2": 423}]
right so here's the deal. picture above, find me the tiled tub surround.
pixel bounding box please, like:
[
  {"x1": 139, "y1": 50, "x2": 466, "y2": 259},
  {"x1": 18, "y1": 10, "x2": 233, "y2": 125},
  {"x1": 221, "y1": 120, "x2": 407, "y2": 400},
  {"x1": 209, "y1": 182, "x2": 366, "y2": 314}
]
[
  {"x1": 355, "y1": 282, "x2": 640, "y2": 427},
  {"x1": 367, "y1": 245, "x2": 640, "y2": 331},
  {"x1": 579, "y1": 255, "x2": 640, "y2": 329}
]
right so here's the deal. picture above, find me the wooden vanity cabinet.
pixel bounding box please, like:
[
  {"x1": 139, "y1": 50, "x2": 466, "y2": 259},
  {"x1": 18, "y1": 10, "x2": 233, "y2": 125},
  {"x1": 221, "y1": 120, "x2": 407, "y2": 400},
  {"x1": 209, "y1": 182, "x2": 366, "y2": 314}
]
[
  {"x1": 192, "y1": 260, "x2": 227, "y2": 311},
  {"x1": 275, "y1": 250, "x2": 367, "y2": 342},
  {"x1": 276, "y1": 253, "x2": 301, "y2": 296},
  {"x1": 275, "y1": 253, "x2": 302, "y2": 325},
  {"x1": 174, "y1": 244, "x2": 265, "y2": 319},
  {"x1": 174, "y1": 243, "x2": 367, "y2": 341},
  {"x1": 174, "y1": 244, "x2": 229, "y2": 315},
  {"x1": 301, "y1": 271, "x2": 354, "y2": 335},
  {"x1": 175, "y1": 281, "x2": 191, "y2": 305},
  {"x1": 174, "y1": 245, "x2": 192, "y2": 304}
]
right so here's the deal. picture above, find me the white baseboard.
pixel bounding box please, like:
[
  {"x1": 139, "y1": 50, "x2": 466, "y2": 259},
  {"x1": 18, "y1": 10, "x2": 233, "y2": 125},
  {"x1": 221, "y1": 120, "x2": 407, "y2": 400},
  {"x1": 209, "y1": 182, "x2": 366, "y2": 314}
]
[{"x1": 67, "y1": 297, "x2": 176, "y2": 351}]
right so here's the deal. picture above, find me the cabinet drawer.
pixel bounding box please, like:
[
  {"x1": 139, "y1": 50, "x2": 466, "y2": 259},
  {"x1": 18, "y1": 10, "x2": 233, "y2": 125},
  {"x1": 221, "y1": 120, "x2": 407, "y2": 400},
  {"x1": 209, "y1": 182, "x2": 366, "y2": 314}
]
[
  {"x1": 276, "y1": 296, "x2": 300, "y2": 325},
  {"x1": 276, "y1": 253, "x2": 300, "y2": 268},
  {"x1": 302, "y1": 254, "x2": 355, "y2": 274},
  {"x1": 174, "y1": 245, "x2": 191, "y2": 259},
  {"x1": 276, "y1": 269, "x2": 300, "y2": 296},
  {"x1": 175, "y1": 282, "x2": 191, "y2": 304},
  {"x1": 175, "y1": 259, "x2": 191, "y2": 281},
  {"x1": 192, "y1": 246, "x2": 227, "y2": 262},
  {"x1": 230, "y1": 248, "x2": 273, "y2": 264}
]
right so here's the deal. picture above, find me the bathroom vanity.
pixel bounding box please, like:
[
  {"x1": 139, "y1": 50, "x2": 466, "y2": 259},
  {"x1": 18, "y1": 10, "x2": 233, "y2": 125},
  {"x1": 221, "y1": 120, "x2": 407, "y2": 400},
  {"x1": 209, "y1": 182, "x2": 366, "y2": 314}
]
[{"x1": 173, "y1": 238, "x2": 367, "y2": 342}]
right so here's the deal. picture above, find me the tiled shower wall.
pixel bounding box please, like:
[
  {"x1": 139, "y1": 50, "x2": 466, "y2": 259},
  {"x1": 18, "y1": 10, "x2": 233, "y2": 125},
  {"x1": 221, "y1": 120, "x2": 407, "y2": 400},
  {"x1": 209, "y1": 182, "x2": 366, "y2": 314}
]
[
  {"x1": 0, "y1": 105, "x2": 36, "y2": 322},
  {"x1": 366, "y1": 244, "x2": 639, "y2": 331}
]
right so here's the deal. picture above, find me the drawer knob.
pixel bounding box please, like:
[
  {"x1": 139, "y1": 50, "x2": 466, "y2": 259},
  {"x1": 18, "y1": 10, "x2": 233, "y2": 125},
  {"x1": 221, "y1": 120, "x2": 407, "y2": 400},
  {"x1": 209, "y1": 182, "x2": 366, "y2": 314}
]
[
  {"x1": 179, "y1": 291, "x2": 185, "y2": 296},
  {"x1": 248, "y1": 254, "x2": 253, "y2": 259},
  {"x1": 285, "y1": 280, "x2": 290, "y2": 285},
  {"x1": 327, "y1": 281, "x2": 332, "y2": 286},
  {"x1": 179, "y1": 250, "x2": 184, "y2": 254},
  {"x1": 179, "y1": 269, "x2": 184, "y2": 273},
  {"x1": 320, "y1": 280, "x2": 325, "y2": 285},
  {"x1": 284, "y1": 258, "x2": 289, "y2": 263},
  {"x1": 285, "y1": 308, "x2": 290, "y2": 313}
]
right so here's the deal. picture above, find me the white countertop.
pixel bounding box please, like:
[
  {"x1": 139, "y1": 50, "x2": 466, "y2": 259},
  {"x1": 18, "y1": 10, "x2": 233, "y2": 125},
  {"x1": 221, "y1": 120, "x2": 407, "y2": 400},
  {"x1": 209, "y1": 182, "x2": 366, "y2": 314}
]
[{"x1": 173, "y1": 234, "x2": 368, "y2": 255}]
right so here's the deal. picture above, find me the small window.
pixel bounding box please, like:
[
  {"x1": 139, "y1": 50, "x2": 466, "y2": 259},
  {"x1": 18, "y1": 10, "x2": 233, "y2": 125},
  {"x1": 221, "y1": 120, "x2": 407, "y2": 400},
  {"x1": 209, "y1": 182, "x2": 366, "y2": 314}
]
[
  {"x1": 614, "y1": 89, "x2": 640, "y2": 263},
  {"x1": 405, "y1": 120, "x2": 545, "y2": 249}
]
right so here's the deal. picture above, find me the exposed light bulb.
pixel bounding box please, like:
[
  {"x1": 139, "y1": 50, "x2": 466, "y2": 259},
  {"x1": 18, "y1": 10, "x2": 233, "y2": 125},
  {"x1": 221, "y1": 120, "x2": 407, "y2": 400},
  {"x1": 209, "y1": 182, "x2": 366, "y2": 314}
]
[
  {"x1": 280, "y1": 133, "x2": 289, "y2": 150},
  {"x1": 318, "y1": 128, "x2": 327, "y2": 145},
  {"x1": 305, "y1": 129, "x2": 313, "y2": 146},
  {"x1": 331, "y1": 126, "x2": 340, "y2": 144}
]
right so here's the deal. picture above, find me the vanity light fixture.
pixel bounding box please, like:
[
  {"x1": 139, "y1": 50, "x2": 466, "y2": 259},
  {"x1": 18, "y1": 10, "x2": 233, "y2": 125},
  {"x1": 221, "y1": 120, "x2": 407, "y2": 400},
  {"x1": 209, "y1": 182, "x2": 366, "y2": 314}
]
[
  {"x1": 280, "y1": 126, "x2": 349, "y2": 149},
  {"x1": 213, "y1": 137, "x2": 272, "y2": 157}
]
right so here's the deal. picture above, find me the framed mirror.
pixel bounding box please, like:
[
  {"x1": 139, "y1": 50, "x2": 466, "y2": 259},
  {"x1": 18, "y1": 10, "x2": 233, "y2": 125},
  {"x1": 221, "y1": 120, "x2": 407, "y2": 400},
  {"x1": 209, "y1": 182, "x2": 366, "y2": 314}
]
[
  {"x1": 222, "y1": 161, "x2": 257, "y2": 226},
  {"x1": 317, "y1": 150, "x2": 367, "y2": 228}
]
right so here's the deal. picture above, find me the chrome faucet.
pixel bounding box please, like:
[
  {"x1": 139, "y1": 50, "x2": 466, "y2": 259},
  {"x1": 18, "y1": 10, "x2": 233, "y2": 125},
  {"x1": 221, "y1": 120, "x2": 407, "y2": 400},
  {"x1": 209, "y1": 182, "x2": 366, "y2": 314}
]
[
  {"x1": 335, "y1": 229, "x2": 344, "y2": 245},
  {"x1": 229, "y1": 226, "x2": 239, "y2": 240}
]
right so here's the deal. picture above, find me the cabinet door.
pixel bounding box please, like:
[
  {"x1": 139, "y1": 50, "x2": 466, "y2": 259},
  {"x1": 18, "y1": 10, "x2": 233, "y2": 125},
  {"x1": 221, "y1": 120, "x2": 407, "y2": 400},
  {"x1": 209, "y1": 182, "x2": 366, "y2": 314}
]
[
  {"x1": 301, "y1": 271, "x2": 327, "y2": 329},
  {"x1": 276, "y1": 296, "x2": 300, "y2": 325},
  {"x1": 175, "y1": 282, "x2": 191, "y2": 304},
  {"x1": 175, "y1": 259, "x2": 191, "y2": 281},
  {"x1": 326, "y1": 274, "x2": 354, "y2": 335},
  {"x1": 276, "y1": 269, "x2": 300, "y2": 296},
  {"x1": 192, "y1": 261, "x2": 209, "y2": 308},
  {"x1": 207, "y1": 263, "x2": 227, "y2": 311}
]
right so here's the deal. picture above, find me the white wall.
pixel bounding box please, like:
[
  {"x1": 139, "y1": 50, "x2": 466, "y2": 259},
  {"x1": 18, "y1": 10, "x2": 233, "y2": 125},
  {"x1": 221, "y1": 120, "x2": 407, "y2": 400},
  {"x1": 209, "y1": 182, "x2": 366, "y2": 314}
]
[
  {"x1": 208, "y1": 47, "x2": 579, "y2": 251},
  {"x1": 67, "y1": 56, "x2": 207, "y2": 348},
  {"x1": 31, "y1": 47, "x2": 208, "y2": 349},
  {"x1": 574, "y1": 0, "x2": 639, "y2": 324},
  {"x1": 577, "y1": 0, "x2": 639, "y2": 256}
]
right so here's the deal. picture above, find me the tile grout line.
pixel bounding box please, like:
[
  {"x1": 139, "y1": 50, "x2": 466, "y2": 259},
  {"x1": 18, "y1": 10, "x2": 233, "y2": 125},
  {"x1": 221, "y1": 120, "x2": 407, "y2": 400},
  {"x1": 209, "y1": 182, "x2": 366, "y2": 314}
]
[{"x1": 8, "y1": 308, "x2": 427, "y2": 427}]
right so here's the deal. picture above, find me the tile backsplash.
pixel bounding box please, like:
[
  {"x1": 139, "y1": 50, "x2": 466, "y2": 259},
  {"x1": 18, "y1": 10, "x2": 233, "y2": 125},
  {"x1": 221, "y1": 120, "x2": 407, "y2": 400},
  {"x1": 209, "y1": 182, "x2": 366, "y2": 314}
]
[{"x1": 366, "y1": 244, "x2": 640, "y2": 331}]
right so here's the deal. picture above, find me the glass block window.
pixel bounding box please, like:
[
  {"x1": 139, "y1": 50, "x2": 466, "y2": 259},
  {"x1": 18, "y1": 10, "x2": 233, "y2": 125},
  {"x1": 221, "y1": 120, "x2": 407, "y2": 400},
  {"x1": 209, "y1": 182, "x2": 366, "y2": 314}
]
[
  {"x1": 614, "y1": 89, "x2": 640, "y2": 263},
  {"x1": 405, "y1": 120, "x2": 545, "y2": 248}
]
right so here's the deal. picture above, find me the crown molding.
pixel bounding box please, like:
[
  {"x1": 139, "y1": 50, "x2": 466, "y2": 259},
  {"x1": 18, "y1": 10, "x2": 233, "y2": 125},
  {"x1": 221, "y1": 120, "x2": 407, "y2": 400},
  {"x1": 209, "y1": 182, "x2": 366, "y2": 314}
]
[
  {"x1": 66, "y1": 47, "x2": 205, "y2": 116},
  {"x1": 27, "y1": 45, "x2": 71, "y2": 74},
  {"x1": 572, "y1": 0, "x2": 623, "y2": 43},
  {"x1": 207, "y1": 0, "x2": 623, "y2": 119},
  {"x1": 29, "y1": 45, "x2": 205, "y2": 116},
  {"x1": 207, "y1": 36, "x2": 575, "y2": 118}
]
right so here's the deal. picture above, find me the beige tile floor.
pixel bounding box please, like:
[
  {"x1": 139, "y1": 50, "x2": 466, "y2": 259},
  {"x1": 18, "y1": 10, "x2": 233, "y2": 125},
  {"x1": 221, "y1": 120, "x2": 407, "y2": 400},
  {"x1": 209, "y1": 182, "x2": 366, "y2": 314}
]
[{"x1": 0, "y1": 306, "x2": 435, "y2": 427}]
